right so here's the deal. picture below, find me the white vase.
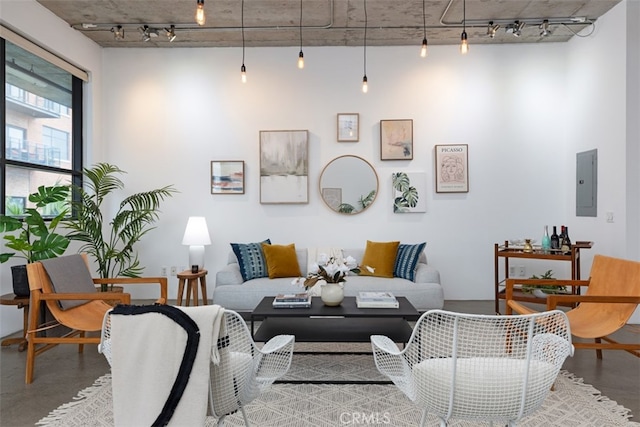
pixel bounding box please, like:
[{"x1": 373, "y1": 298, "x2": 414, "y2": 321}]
[{"x1": 321, "y1": 282, "x2": 344, "y2": 306}]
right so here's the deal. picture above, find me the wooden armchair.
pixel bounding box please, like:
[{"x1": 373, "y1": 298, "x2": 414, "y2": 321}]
[
  {"x1": 506, "y1": 254, "x2": 640, "y2": 359},
  {"x1": 25, "y1": 253, "x2": 167, "y2": 383}
]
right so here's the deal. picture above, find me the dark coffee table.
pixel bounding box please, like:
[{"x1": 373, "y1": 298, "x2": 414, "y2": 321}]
[{"x1": 251, "y1": 296, "x2": 419, "y2": 343}]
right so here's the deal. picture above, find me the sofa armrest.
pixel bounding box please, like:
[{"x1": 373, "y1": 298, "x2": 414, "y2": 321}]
[
  {"x1": 216, "y1": 263, "x2": 244, "y2": 286},
  {"x1": 414, "y1": 263, "x2": 440, "y2": 284}
]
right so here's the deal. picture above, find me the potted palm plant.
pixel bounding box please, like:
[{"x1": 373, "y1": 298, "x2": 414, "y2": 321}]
[
  {"x1": 65, "y1": 163, "x2": 176, "y2": 290},
  {"x1": 0, "y1": 185, "x2": 71, "y2": 296}
]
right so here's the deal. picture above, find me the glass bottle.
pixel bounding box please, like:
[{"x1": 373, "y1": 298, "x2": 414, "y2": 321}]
[
  {"x1": 541, "y1": 225, "x2": 551, "y2": 253},
  {"x1": 550, "y1": 226, "x2": 559, "y2": 250},
  {"x1": 560, "y1": 226, "x2": 572, "y2": 255}
]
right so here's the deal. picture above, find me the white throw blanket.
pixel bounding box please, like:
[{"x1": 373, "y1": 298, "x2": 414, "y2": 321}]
[
  {"x1": 307, "y1": 247, "x2": 344, "y2": 275},
  {"x1": 110, "y1": 304, "x2": 225, "y2": 426}
]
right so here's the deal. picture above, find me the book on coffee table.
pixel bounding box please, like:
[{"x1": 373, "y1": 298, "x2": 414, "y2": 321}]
[
  {"x1": 272, "y1": 293, "x2": 312, "y2": 308},
  {"x1": 356, "y1": 291, "x2": 399, "y2": 308}
]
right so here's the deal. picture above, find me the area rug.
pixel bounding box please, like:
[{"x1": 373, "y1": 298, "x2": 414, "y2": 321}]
[{"x1": 37, "y1": 354, "x2": 638, "y2": 427}]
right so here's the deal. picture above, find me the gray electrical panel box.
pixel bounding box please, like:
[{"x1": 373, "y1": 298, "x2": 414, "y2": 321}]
[{"x1": 576, "y1": 149, "x2": 597, "y2": 217}]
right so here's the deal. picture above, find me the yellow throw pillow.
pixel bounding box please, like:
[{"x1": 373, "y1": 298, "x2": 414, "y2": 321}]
[
  {"x1": 359, "y1": 240, "x2": 400, "y2": 278},
  {"x1": 261, "y1": 243, "x2": 302, "y2": 279}
]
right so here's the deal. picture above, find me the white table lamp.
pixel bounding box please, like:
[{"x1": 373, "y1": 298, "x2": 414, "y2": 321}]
[{"x1": 182, "y1": 216, "x2": 211, "y2": 271}]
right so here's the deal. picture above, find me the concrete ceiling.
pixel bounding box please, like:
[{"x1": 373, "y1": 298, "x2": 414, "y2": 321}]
[{"x1": 36, "y1": 0, "x2": 621, "y2": 48}]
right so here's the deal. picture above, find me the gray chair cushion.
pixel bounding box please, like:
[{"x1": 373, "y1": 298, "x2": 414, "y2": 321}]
[{"x1": 41, "y1": 254, "x2": 96, "y2": 310}]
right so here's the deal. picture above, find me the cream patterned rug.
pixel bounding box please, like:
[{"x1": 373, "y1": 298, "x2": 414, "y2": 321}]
[{"x1": 37, "y1": 354, "x2": 638, "y2": 427}]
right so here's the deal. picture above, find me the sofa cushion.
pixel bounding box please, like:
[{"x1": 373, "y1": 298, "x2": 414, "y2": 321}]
[
  {"x1": 262, "y1": 243, "x2": 302, "y2": 279},
  {"x1": 394, "y1": 242, "x2": 427, "y2": 281},
  {"x1": 359, "y1": 240, "x2": 400, "y2": 278},
  {"x1": 230, "y1": 239, "x2": 271, "y2": 281}
]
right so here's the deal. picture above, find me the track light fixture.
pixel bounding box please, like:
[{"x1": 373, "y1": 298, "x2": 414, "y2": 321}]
[
  {"x1": 420, "y1": 0, "x2": 428, "y2": 58},
  {"x1": 459, "y1": 0, "x2": 468, "y2": 54},
  {"x1": 240, "y1": 0, "x2": 247, "y2": 83},
  {"x1": 297, "y1": 0, "x2": 304, "y2": 69},
  {"x1": 362, "y1": 0, "x2": 368, "y2": 93},
  {"x1": 539, "y1": 19, "x2": 551, "y2": 37},
  {"x1": 165, "y1": 25, "x2": 176, "y2": 42},
  {"x1": 506, "y1": 20, "x2": 525, "y2": 37},
  {"x1": 195, "y1": 0, "x2": 205, "y2": 26},
  {"x1": 487, "y1": 21, "x2": 500, "y2": 38},
  {"x1": 139, "y1": 25, "x2": 158, "y2": 42},
  {"x1": 111, "y1": 25, "x2": 124, "y2": 40}
]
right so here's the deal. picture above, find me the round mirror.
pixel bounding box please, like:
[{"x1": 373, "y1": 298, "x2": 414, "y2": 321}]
[{"x1": 320, "y1": 155, "x2": 378, "y2": 214}]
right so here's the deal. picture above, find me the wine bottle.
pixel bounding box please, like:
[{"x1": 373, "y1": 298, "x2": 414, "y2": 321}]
[
  {"x1": 550, "y1": 226, "x2": 559, "y2": 250},
  {"x1": 541, "y1": 225, "x2": 551, "y2": 252},
  {"x1": 561, "y1": 226, "x2": 572, "y2": 254}
]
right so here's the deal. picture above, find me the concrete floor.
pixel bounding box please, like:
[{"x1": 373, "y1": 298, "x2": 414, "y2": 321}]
[{"x1": 0, "y1": 300, "x2": 638, "y2": 426}]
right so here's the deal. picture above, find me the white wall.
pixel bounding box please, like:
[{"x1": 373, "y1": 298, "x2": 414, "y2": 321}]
[{"x1": 1, "y1": 1, "x2": 636, "y2": 336}]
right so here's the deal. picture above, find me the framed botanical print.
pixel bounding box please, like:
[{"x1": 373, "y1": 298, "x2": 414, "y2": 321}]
[
  {"x1": 211, "y1": 161, "x2": 244, "y2": 194},
  {"x1": 259, "y1": 130, "x2": 309, "y2": 204},
  {"x1": 380, "y1": 119, "x2": 413, "y2": 160},
  {"x1": 337, "y1": 113, "x2": 359, "y2": 142},
  {"x1": 392, "y1": 172, "x2": 426, "y2": 213},
  {"x1": 435, "y1": 144, "x2": 469, "y2": 193}
]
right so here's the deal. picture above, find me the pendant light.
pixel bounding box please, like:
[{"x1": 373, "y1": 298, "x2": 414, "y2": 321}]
[
  {"x1": 362, "y1": 0, "x2": 368, "y2": 93},
  {"x1": 420, "y1": 0, "x2": 428, "y2": 57},
  {"x1": 195, "y1": 0, "x2": 205, "y2": 26},
  {"x1": 460, "y1": 0, "x2": 469, "y2": 54},
  {"x1": 240, "y1": 0, "x2": 247, "y2": 83},
  {"x1": 297, "y1": 0, "x2": 304, "y2": 69}
]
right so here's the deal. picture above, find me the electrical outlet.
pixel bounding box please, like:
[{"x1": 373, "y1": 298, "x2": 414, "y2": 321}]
[
  {"x1": 170, "y1": 266, "x2": 177, "y2": 276},
  {"x1": 518, "y1": 266, "x2": 526, "y2": 277},
  {"x1": 160, "y1": 266, "x2": 167, "y2": 277},
  {"x1": 509, "y1": 266, "x2": 516, "y2": 276},
  {"x1": 606, "y1": 211, "x2": 614, "y2": 223}
]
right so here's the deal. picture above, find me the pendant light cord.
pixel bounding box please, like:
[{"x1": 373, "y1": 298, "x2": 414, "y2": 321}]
[
  {"x1": 241, "y1": 0, "x2": 245, "y2": 64},
  {"x1": 422, "y1": 0, "x2": 426, "y2": 40},
  {"x1": 299, "y1": 0, "x2": 303, "y2": 51},
  {"x1": 463, "y1": 0, "x2": 466, "y2": 32},
  {"x1": 363, "y1": 0, "x2": 367, "y2": 75}
]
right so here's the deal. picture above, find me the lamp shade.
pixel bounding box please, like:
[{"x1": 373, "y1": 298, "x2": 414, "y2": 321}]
[
  {"x1": 182, "y1": 217, "x2": 211, "y2": 270},
  {"x1": 182, "y1": 217, "x2": 211, "y2": 246}
]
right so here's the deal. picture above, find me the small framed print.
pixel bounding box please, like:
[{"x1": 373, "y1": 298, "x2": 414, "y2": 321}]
[
  {"x1": 211, "y1": 161, "x2": 244, "y2": 194},
  {"x1": 337, "y1": 113, "x2": 359, "y2": 142},
  {"x1": 380, "y1": 119, "x2": 413, "y2": 160},
  {"x1": 435, "y1": 144, "x2": 469, "y2": 193}
]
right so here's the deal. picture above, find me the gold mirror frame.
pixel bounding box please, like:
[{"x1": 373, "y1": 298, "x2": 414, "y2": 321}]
[{"x1": 319, "y1": 155, "x2": 378, "y2": 215}]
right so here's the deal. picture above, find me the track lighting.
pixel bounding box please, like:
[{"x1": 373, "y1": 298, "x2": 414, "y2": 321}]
[
  {"x1": 195, "y1": 0, "x2": 205, "y2": 26},
  {"x1": 539, "y1": 19, "x2": 551, "y2": 37},
  {"x1": 297, "y1": 0, "x2": 304, "y2": 69},
  {"x1": 139, "y1": 25, "x2": 157, "y2": 42},
  {"x1": 487, "y1": 21, "x2": 500, "y2": 38},
  {"x1": 111, "y1": 25, "x2": 124, "y2": 40},
  {"x1": 506, "y1": 20, "x2": 525, "y2": 37},
  {"x1": 460, "y1": 0, "x2": 468, "y2": 54},
  {"x1": 420, "y1": 0, "x2": 428, "y2": 57},
  {"x1": 165, "y1": 25, "x2": 176, "y2": 42},
  {"x1": 362, "y1": 0, "x2": 368, "y2": 93}
]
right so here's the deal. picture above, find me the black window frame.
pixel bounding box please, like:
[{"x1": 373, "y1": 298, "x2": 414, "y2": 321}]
[{"x1": 1, "y1": 36, "x2": 84, "y2": 215}]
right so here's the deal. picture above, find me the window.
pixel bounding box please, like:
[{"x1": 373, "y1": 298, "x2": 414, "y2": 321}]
[
  {"x1": 1, "y1": 32, "x2": 84, "y2": 216},
  {"x1": 42, "y1": 126, "x2": 69, "y2": 161}
]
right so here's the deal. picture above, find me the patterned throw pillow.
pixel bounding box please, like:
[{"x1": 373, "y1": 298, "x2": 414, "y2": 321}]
[
  {"x1": 394, "y1": 242, "x2": 427, "y2": 281},
  {"x1": 230, "y1": 239, "x2": 271, "y2": 282}
]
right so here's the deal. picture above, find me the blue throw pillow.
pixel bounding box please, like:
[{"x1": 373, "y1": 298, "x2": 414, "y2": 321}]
[
  {"x1": 231, "y1": 239, "x2": 271, "y2": 282},
  {"x1": 393, "y1": 242, "x2": 426, "y2": 281}
]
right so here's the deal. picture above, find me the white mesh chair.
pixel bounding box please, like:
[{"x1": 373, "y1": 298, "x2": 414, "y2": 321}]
[
  {"x1": 100, "y1": 307, "x2": 294, "y2": 427},
  {"x1": 371, "y1": 309, "x2": 573, "y2": 427}
]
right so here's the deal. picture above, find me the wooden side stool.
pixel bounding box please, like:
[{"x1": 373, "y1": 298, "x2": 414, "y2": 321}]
[
  {"x1": 176, "y1": 269, "x2": 208, "y2": 306},
  {"x1": 1, "y1": 293, "x2": 30, "y2": 351}
]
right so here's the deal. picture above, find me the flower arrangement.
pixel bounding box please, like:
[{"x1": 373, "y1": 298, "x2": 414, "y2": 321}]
[{"x1": 292, "y1": 253, "x2": 361, "y2": 290}]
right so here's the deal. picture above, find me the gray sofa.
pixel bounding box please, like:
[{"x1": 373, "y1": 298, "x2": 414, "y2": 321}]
[{"x1": 213, "y1": 248, "x2": 444, "y2": 312}]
